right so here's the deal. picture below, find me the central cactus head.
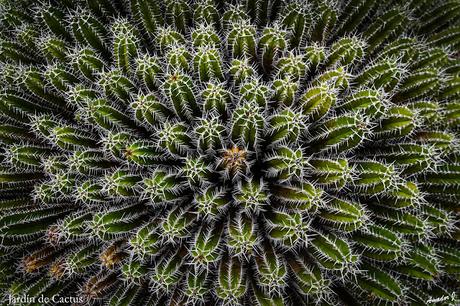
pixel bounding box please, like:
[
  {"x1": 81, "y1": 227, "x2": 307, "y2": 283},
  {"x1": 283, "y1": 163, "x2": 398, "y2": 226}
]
[
  {"x1": 221, "y1": 146, "x2": 248, "y2": 173},
  {"x1": 0, "y1": 0, "x2": 459, "y2": 305}
]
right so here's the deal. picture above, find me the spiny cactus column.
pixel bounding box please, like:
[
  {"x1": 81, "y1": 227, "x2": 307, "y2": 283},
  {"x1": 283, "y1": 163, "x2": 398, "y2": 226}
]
[{"x1": 0, "y1": 0, "x2": 459, "y2": 305}]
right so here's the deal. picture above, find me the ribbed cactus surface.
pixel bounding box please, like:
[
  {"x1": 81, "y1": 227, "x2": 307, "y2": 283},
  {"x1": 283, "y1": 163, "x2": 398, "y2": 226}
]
[{"x1": 0, "y1": 0, "x2": 459, "y2": 305}]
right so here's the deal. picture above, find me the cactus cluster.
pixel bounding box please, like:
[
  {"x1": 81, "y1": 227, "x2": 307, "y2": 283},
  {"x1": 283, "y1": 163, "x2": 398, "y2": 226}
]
[{"x1": 1, "y1": 0, "x2": 460, "y2": 305}]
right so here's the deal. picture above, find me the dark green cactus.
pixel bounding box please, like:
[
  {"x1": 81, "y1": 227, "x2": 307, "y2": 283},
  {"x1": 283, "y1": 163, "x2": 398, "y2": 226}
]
[{"x1": 0, "y1": 0, "x2": 459, "y2": 305}]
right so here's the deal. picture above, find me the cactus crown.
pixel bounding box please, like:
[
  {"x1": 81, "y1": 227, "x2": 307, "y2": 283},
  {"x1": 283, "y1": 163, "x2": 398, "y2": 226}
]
[{"x1": 0, "y1": 0, "x2": 460, "y2": 305}]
